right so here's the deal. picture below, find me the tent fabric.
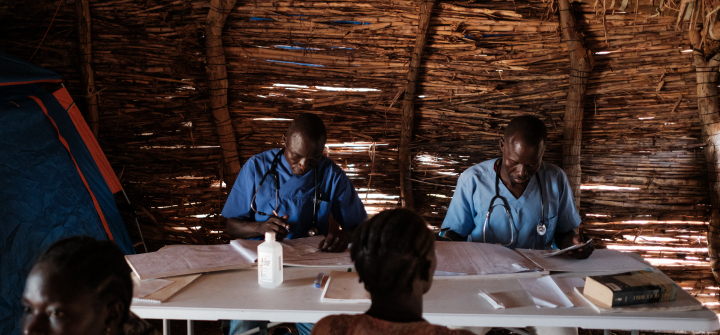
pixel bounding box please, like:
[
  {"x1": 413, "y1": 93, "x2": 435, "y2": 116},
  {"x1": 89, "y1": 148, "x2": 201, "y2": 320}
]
[
  {"x1": 0, "y1": 54, "x2": 134, "y2": 335},
  {"x1": 0, "y1": 52, "x2": 62, "y2": 86},
  {"x1": 53, "y1": 88, "x2": 123, "y2": 194}
]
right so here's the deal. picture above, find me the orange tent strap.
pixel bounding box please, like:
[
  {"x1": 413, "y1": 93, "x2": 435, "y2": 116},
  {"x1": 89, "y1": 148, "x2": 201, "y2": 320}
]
[{"x1": 52, "y1": 88, "x2": 123, "y2": 194}]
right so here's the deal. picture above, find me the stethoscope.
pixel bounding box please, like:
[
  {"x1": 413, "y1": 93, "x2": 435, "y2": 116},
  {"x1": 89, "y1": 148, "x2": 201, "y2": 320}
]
[
  {"x1": 480, "y1": 158, "x2": 546, "y2": 247},
  {"x1": 250, "y1": 149, "x2": 322, "y2": 237}
]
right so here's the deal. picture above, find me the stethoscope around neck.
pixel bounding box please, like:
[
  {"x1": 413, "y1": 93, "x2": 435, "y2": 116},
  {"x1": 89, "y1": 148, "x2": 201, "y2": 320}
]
[
  {"x1": 481, "y1": 158, "x2": 546, "y2": 247},
  {"x1": 250, "y1": 148, "x2": 322, "y2": 237}
]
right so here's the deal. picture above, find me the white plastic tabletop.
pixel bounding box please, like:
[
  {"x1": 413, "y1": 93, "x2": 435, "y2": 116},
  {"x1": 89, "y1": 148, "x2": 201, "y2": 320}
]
[{"x1": 131, "y1": 266, "x2": 720, "y2": 331}]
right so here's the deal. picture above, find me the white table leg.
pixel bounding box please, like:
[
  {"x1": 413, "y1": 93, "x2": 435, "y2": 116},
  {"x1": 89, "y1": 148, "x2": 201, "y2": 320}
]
[
  {"x1": 187, "y1": 320, "x2": 194, "y2": 335},
  {"x1": 603, "y1": 330, "x2": 611, "y2": 335},
  {"x1": 630, "y1": 330, "x2": 639, "y2": 335},
  {"x1": 163, "y1": 319, "x2": 171, "y2": 335}
]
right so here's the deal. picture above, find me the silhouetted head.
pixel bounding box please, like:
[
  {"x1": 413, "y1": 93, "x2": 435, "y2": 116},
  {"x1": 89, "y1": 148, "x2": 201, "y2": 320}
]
[
  {"x1": 284, "y1": 113, "x2": 327, "y2": 176},
  {"x1": 21, "y1": 236, "x2": 132, "y2": 335},
  {"x1": 499, "y1": 115, "x2": 547, "y2": 186},
  {"x1": 351, "y1": 208, "x2": 436, "y2": 296}
]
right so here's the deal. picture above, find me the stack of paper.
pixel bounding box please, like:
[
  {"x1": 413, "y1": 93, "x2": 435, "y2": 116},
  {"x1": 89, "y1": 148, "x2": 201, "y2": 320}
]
[
  {"x1": 231, "y1": 236, "x2": 353, "y2": 267},
  {"x1": 321, "y1": 271, "x2": 371, "y2": 303},
  {"x1": 132, "y1": 273, "x2": 201, "y2": 303},
  {"x1": 434, "y1": 241, "x2": 544, "y2": 277},
  {"x1": 126, "y1": 244, "x2": 255, "y2": 280},
  {"x1": 516, "y1": 249, "x2": 652, "y2": 273}
]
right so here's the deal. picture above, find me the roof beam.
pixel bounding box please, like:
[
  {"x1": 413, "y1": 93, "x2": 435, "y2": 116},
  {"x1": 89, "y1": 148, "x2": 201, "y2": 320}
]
[
  {"x1": 559, "y1": 0, "x2": 594, "y2": 211},
  {"x1": 76, "y1": 0, "x2": 99, "y2": 137},
  {"x1": 205, "y1": 0, "x2": 241, "y2": 188},
  {"x1": 399, "y1": 0, "x2": 435, "y2": 209}
]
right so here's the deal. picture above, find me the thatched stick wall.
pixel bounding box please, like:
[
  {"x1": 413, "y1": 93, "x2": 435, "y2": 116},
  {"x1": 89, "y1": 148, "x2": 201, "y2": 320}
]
[
  {"x1": 2, "y1": 0, "x2": 719, "y2": 312},
  {"x1": 206, "y1": 0, "x2": 241, "y2": 188},
  {"x1": 400, "y1": 0, "x2": 435, "y2": 209},
  {"x1": 558, "y1": 0, "x2": 593, "y2": 210},
  {"x1": 75, "y1": 0, "x2": 98, "y2": 137}
]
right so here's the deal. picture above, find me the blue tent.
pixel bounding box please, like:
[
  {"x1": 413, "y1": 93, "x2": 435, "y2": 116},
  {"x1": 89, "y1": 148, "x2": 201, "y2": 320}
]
[{"x1": 0, "y1": 52, "x2": 134, "y2": 335}]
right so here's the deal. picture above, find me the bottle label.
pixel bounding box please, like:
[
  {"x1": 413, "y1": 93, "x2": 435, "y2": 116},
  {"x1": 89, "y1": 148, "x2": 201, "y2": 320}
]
[{"x1": 258, "y1": 251, "x2": 274, "y2": 283}]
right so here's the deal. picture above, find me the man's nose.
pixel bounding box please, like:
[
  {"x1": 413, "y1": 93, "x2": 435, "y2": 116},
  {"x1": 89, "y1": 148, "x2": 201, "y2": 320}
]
[
  {"x1": 23, "y1": 314, "x2": 48, "y2": 335},
  {"x1": 518, "y1": 165, "x2": 530, "y2": 178},
  {"x1": 297, "y1": 158, "x2": 307, "y2": 171}
]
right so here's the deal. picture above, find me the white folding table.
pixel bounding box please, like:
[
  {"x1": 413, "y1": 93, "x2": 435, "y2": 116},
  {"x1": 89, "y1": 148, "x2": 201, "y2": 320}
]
[{"x1": 131, "y1": 266, "x2": 720, "y2": 334}]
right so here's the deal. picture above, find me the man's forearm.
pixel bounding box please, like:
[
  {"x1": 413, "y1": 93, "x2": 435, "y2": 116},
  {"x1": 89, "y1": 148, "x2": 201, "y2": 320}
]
[{"x1": 226, "y1": 218, "x2": 262, "y2": 239}]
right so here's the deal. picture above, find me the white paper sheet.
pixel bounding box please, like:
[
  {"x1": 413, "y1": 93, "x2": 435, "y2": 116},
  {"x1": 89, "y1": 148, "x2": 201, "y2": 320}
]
[
  {"x1": 231, "y1": 237, "x2": 354, "y2": 267},
  {"x1": 519, "y1": 276, "x2": 574, "y2": 308},
  {"x1": 133, "y1": 278, "x2": 173, "y2": 298},
  {"x1": 126, "y1": 244, "x2": 255, "y2": 280},
  {"x1": 434, "y1": 241, "x2": 543, "y2": 275},
  {"x1": 516, "y1": 248, "x2": 652, "y2": 273}
]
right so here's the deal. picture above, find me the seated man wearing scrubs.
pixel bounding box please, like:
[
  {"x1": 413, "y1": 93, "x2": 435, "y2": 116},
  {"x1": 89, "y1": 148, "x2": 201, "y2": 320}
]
[
  {"x1": 441, "y1": 115, "x2": 593, "y2": 257},
  {"x1": 222, "y1": 113, "x2": 368, "y2": 335}
]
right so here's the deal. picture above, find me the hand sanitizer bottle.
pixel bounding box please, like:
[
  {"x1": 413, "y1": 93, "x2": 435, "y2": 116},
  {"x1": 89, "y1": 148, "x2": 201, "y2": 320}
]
[{"x1": 258, "y1": 232, "x2": 283, "y2": 288}]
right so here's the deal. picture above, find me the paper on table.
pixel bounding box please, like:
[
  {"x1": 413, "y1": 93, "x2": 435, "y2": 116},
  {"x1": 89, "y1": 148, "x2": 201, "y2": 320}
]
[
  {"x1": 535, "y1": 239, "x2": 593, "y2": 257},
  {"x1": 126, "y1": 244, "x2": 255, "y2": 280},
  {"x1": 518, "y1": 276, "x2": 574, "y2": 308},
  {"x1": 516, "y1": 249, "x2": 652, "y2": 273},
  {"x1": 232, "y1": 237, "x2": 353, "y2": 267},
  {"x1": 434, "y1": 241, "x2": 543, "y2": 275},
  {"x1": 132, "y1": 273, "x2": 201, "y2": 303},
  {"x1": 551, "y1": 277, "x2": 588, "y2": 307},
  {"x1": 321, "y1": 271, "x2": 371, "y2": 303},
  {"x1": 478, "y1": 290, "x2": 505, "y2": 309},
  {"x1": 133, "y1": 277, "x2": 173, "y2": 298}
]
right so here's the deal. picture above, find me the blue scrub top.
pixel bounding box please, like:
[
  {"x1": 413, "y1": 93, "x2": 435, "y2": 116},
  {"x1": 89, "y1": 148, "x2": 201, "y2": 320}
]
[
  {"x1": 222, "y1": 148, "x2": 368, "y2": 239},
  {"x1": 441, "y1": 159, "x2": 581, "y2": 249}
]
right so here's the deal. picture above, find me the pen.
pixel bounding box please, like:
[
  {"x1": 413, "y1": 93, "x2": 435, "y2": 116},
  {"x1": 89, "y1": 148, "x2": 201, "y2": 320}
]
[{"x1": 314, "y1": 273, "x2": 324, "y2": 288}]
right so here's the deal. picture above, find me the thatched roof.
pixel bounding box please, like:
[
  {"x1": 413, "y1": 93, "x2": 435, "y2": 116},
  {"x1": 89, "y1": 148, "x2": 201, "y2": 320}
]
[{"x1": 1, "y1": 0, "x2": 717, "y2": 309}]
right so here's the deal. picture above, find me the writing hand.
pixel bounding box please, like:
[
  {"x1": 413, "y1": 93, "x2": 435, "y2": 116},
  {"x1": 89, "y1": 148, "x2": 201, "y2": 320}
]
[
  {"x1": 259, "y1": 214, "x2": 290, "y2": 240},
  {"x1": 317, "y1": 214, "x2": 349, "y2": 252}
]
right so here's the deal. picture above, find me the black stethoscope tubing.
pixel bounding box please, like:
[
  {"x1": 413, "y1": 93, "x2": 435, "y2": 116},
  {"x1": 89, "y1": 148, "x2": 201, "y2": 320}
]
[
  {"x1": 482, "y1": 158, "x2": 546, "y2": 246},
  {"x1": 250, "y1": 148, "x2": 321, "y2": 236}
]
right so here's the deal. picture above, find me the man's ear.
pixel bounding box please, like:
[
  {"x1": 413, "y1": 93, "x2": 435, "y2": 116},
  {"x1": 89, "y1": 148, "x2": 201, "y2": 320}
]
[
  {"x1": 282, "y1": 134, "x2": 287, "y2": 147},
  {"x1": 103, "y1": 299, "x2": 124, "y2": 332},
  {"x1": 499, "y1": 137, "x2": 505, "y2": 153}
]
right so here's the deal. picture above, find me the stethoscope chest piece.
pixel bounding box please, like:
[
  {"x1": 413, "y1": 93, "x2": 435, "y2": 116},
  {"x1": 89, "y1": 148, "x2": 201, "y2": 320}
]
[{"x1": 536, "y1": 222, "x2": 547, "y2": 236}]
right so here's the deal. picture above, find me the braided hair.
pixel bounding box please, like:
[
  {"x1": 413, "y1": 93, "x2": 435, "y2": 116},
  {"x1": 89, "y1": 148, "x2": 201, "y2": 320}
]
[
  {"x1": 351, "y1": 208, "x2": 435, "y2": 295},
  {"x1": 35, "y1": 236, "x2": 133, "y2": 324}
]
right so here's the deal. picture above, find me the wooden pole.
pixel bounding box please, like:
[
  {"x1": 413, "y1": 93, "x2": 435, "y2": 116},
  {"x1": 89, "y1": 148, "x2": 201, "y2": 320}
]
[
  {"x1": 399, "y1": 0, "x2": 435, "y2": 209},
  {"x1": 205, "y1": 0, "x2": 241, "y2": 188},
  {"x1": 76, "y1": 0, "x2": 99, "y2": 137},
  {"x1": 692, "y1": 50, "x2": 720, "y2": 282},
  {"x1": 558, "y1": 0, "x2": 593, "y2": 210}
]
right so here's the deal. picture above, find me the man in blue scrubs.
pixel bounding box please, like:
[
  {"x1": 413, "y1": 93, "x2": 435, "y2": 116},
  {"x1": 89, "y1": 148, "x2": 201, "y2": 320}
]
[
  {"x1": 441, "y1": 115, "x2": 592, "y2": 257},
  {"x1": 222, "y1": 113, "x2": 367, "y2": 335}
]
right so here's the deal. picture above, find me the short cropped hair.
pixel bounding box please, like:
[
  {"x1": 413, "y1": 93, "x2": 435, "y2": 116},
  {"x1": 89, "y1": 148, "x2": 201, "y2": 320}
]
[
  {"x1": 286, "y1": 113, "x2": 327, "y2": 145},
  {"x1": 36, "y1": 236, "x2": 133, "y2": 323},
  {"x1": 351, "y1": 209, "x2": 435, "y2": 295},
  {"x1": 504, "y1": 115, "x2": 548, "y2": 146}
]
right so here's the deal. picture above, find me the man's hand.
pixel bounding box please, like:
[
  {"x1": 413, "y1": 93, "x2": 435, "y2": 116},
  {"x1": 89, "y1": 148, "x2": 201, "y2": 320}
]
[
  {"x1": 258, "y1": 215, "x2": 290, "y2": 240},
  {"x1": 317, "y1": 229, "x2": 349, "y2": 252},
  {"x1": 317, "y1": 214, "x2": 349, "y2": 252},
  {"x1": 558, "y1": 230, "x2": 594, "y2": 259}
]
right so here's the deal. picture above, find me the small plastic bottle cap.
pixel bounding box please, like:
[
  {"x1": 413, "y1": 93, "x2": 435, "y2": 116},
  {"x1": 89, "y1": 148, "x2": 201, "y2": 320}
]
[{"x1": 265, "y1": 232, "x2": 275, "y2": 241}]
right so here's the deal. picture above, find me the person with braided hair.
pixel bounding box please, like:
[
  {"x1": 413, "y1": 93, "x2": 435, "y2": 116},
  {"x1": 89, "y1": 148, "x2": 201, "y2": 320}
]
[
  {"x1": 311, "y1": 208, "x2": 475, "y2": 335},
  {"x1": 20, "y1": 236, "x2": 158, "y2": 335}
]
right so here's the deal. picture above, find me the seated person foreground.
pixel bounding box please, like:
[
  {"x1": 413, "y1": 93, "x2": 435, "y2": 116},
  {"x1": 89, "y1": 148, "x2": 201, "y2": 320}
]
[
  {"x1": 312, "y1": 208, "x2": 475, "y2": 335},
  {"x1": 21, "y1": 236, "x2": 158, "y2": 335}
]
